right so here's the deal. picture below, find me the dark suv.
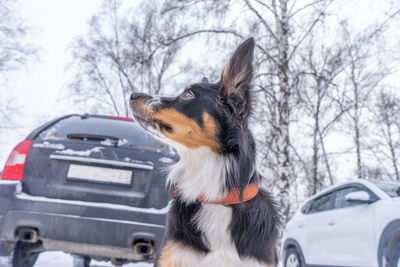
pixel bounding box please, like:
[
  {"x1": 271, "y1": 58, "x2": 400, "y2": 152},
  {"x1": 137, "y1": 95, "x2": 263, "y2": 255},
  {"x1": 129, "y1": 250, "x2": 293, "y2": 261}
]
[{"x1": 0, "y1": 114, "x2": 175, "y2": 267}]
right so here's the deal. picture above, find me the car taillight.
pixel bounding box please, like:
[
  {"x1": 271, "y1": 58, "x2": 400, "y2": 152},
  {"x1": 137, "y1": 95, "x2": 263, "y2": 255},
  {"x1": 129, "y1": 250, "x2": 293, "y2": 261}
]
[{"x1": 1, "y1": 140, "x2": 32, "y2": 181}]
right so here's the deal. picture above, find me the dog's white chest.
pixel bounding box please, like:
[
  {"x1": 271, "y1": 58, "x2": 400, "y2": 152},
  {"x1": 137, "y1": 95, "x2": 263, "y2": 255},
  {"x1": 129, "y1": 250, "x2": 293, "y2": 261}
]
[
  {"x1": 193, "y1": 205, "x2": 267, "y2": 267},
  {"x1": 196, "y1": 204, "x2": 233, "y2": 250},
  {"x1": 196, "y1": 204, "x2": 239, "y2": 265}
]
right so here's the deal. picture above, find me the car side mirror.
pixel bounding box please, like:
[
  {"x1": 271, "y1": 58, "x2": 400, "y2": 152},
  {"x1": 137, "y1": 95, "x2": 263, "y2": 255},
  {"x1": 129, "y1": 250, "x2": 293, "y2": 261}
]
[{"x1": 345, "y1": 191, "x2": 373, "y2": 204}]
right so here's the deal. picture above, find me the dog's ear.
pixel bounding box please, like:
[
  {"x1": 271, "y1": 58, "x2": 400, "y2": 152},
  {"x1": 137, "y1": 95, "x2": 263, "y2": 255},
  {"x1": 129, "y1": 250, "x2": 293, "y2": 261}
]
[
  {"x1": 219, "y1": 38, "x2": 255, "y2": 121},
  {"x1": 201, "y1": 77, "x2": 209, "y2": 83},
  {"x1": 220, "y1": 38, "x2": 254, "y2": 97}
]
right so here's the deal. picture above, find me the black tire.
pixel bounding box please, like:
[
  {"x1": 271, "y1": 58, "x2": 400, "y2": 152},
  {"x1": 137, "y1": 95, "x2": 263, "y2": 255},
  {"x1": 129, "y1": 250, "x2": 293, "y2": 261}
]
[
  {"x1": 10, "y1": 241, "x2": 40, "y2": 267},
  {"x1": 72, "y1": 255, "x2": 91, "y2": 267},
  {"x1": 284, "y1": 247, "x2": 303, "y2": 267},
  {"x1": 387, "y1": 242, "x2": 400, "y2": 267}
]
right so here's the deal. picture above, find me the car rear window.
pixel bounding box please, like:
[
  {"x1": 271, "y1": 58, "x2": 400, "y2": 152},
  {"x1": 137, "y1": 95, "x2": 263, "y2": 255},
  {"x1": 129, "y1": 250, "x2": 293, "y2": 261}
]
[{"x1": 37, "y1": 115, "x2": 165, "y2": 151}]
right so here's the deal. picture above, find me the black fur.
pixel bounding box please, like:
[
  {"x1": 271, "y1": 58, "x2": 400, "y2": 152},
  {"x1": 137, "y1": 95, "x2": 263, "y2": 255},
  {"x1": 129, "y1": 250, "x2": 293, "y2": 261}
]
[
  {"x1": 230, "y1": 190, "x2": 280, "y2": 263},
  {"x1": 131, "y1": 38, "x2": 281, "y2": 266},
  {"x1": 163, "y1": 196, "x2": 210, "y2": 254}
]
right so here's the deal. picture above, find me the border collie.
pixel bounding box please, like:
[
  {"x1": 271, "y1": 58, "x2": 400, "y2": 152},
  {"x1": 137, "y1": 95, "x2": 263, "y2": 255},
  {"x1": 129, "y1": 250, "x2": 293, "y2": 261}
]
[{"x1": 130, "y1": 38, "x2": 280, "y2": 267}]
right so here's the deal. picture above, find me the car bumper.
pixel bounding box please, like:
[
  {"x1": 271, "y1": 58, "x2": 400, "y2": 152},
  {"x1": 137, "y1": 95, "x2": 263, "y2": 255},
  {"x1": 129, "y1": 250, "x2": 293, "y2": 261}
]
[{"x1": 0, "y1": 181, "x2": 168, "y2": 261}]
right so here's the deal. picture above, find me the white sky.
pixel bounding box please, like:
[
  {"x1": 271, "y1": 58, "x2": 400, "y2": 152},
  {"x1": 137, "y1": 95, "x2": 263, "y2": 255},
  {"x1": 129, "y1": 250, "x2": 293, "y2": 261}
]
[{"x1": 1, "y1": 0, "x2": 103, "y2": 168}]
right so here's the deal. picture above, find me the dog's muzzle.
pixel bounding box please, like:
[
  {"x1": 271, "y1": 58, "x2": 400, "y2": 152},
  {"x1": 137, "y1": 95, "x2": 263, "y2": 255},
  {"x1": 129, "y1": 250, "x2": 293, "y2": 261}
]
[{"x1": 130, "y1": 92, "x2": 151, "y2": 102}]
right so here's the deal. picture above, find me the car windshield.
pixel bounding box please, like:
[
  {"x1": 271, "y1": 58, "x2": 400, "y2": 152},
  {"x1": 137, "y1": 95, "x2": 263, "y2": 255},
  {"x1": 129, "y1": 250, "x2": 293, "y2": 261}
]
[{"x1": 370, "y1": 180, "x2": 400, "y2": 198}]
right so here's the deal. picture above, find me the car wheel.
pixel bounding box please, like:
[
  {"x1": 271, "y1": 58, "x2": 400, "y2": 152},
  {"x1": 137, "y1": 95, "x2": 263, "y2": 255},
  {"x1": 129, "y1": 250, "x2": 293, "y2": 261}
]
[
  {"x1": 10, "y1": 241, "x2": 39, "y2": 267},
  {"x1": 387, "y1": 242, "x2": 400, "y2": 267},
  {"x1": 72, "y1": 255, "x2": 91, "y2": 267},
  {"x1": 285, "y1": 247, "x2": 303, "y2": 267}
]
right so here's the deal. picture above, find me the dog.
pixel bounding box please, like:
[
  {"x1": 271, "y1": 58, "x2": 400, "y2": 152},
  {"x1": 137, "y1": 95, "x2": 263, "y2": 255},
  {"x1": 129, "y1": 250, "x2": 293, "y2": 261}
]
[{"x1": 130, "y1": 38, "x2": 280, "y2": 267}]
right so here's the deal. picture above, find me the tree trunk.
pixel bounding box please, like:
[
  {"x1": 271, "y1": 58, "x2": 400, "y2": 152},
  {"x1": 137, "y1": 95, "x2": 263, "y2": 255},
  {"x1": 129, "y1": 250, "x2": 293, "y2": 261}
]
[
  {"x1": 387, "y1": 123, "x2": 400, "y2": 180},
  {"x1": 352, "y1": 73, "x2": 363, "y2": 179},
  {"x1": 354, "y1": 116, "x2": 362, "y2": 179},
  {"x1": 275, "y1": 0, "x2": 291, "y2": 219},
  {"x1": 312, "y1": 124, "x2": 319, "y2": 195}
]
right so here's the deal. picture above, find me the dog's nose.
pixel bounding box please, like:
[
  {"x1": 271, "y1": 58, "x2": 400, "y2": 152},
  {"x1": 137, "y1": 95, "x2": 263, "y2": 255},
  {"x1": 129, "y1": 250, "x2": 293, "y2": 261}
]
[
  {"x1": 130, "y1": 93, "x2": 142, "y2": 101},
  {"x1": 130, "y1": 92, "x2": 152, "y2": 102}
]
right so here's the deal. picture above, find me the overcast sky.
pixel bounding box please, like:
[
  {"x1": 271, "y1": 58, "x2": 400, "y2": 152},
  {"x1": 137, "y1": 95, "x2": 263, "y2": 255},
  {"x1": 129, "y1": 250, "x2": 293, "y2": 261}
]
[{"x1": 0, "y1": 0, "x2": 102, "y2": 167}]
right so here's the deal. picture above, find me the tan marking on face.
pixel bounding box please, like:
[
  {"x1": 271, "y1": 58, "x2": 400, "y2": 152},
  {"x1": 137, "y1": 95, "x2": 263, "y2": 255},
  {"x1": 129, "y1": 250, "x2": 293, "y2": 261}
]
[
  {"x1": 185, "y1": 85, "x2": 192, "y2": 89},
  {"x1": 152, "y1": 108, "x2": 220, "y2": 151}
]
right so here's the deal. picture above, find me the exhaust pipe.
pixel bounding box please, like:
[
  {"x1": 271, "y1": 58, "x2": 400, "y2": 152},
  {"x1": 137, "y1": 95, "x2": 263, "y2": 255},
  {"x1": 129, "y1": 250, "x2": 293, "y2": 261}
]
[
  {"x1": 133, "y1": 239, "x2": 154, "y2": 256},
  {"x1": 16, "y1": 227, "x2": 38, "y2": 243}
]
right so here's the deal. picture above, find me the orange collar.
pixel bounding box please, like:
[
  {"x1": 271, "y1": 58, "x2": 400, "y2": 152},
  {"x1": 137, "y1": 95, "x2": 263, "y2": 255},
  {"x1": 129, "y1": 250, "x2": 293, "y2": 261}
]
[{"x1": 173, "y1": 183, "x2": 259, "y2": 205}]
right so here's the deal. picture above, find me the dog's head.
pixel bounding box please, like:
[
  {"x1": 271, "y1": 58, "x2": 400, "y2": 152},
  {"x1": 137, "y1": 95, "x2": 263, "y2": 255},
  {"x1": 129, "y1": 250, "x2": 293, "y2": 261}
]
[{"x1": 130, "y1": 38, "x2": 255, "y2": 156}]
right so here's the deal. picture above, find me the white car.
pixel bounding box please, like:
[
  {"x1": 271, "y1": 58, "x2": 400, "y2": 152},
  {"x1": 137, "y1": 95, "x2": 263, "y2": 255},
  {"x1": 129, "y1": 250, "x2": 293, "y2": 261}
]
[{"x1": 281, "y1": 179, "x2": 400, "y2": 267}]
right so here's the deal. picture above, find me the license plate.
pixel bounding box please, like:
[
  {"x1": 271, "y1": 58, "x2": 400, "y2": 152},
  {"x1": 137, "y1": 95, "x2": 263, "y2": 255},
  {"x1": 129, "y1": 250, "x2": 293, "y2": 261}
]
[{"x1": 67, "y1": 164, "x2": 132, "y2": 185}]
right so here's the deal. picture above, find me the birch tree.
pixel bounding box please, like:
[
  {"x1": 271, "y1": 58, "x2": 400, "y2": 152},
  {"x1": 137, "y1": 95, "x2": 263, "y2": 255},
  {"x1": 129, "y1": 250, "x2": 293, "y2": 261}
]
[
  {"x1": 297, "y1": 38, "x2": 349, "y2": 195},
  {"x1": 371, "y1": 91, "x2": 400, "y2": 181},
  {"x1": 340, "y1": 15, "x2": 398, "y2": 179}
]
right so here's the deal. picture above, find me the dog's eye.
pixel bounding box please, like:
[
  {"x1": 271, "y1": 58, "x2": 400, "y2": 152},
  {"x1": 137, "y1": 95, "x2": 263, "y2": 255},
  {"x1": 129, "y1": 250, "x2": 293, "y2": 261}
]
[{"x1": 181, "y1": 90, "x2": 194, "y2": 100}]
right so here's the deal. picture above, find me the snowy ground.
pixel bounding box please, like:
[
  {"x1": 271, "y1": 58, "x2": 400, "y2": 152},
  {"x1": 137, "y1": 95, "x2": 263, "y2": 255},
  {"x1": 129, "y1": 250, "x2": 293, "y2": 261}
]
[
  {"x1": 0, "y1": 251, "x2": 284, "y2": 267},
  {"x1": 0, "y1": 251, "x2": 153, "y2": 267}
]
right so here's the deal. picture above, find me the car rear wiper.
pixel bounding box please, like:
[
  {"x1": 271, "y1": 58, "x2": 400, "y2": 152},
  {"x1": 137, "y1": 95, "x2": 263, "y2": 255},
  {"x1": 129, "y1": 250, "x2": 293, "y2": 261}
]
[{"x1": 67, "y1": 133, "x2": 119, "y2": 146}]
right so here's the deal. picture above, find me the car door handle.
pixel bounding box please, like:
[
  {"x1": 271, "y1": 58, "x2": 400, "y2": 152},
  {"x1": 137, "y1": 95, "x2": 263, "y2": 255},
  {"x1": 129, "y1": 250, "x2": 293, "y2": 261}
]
[
  {"x1": 328, "y1": 220, "x2": 336, "y2": 226},
  {"x1": 297, "y1": 224, "x2": 304, "y2": 229}
]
